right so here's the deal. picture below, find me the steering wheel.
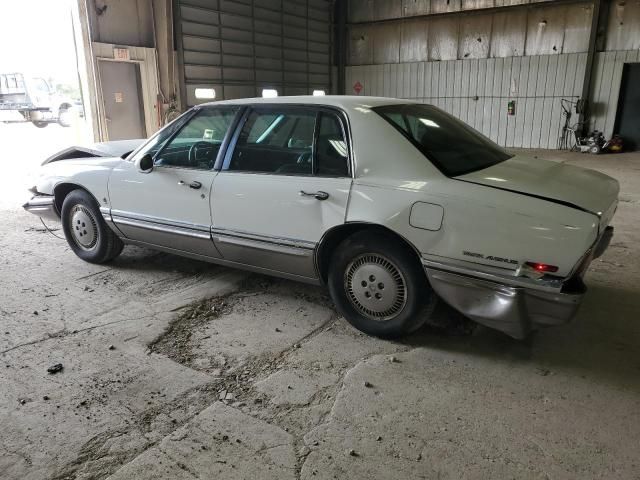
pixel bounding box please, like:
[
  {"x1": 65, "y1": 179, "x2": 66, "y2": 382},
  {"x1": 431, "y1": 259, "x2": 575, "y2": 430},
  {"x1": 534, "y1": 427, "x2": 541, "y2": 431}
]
[
  {"x1": 188, "y1": 141, "x2": 214, "y2": 166},
  {"x1": 296, "y1": 151, "x2": 312, "y2": 165}
]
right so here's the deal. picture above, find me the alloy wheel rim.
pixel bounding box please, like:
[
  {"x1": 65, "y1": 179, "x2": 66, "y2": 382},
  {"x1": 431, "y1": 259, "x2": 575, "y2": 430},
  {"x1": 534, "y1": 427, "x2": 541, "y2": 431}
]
[
  {"x1": 344, "y1": 253, "x2": 407, "y2": 321},
  {"x1": 69, "y1": 205, "x2": 98, "y2": 250}
]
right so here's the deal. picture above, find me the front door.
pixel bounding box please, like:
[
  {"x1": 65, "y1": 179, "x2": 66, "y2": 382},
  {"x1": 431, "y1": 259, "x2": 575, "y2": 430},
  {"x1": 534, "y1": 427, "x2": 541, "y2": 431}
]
[
  {"x1": 211, "y1": 106, "x2": 352, "y2": 280},
  {"x1": 98, "y1": 60, "x2": 146, "y2": 140},
  {"x1": 108, "y1": 106, "x2": 241, "y2": 258}
]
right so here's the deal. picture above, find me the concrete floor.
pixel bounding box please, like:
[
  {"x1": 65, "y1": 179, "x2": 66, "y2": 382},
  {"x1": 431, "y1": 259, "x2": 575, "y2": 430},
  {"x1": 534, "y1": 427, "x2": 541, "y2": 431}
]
[{"x1": 1, "y1": 123, "x2": 639, "y2": 479}]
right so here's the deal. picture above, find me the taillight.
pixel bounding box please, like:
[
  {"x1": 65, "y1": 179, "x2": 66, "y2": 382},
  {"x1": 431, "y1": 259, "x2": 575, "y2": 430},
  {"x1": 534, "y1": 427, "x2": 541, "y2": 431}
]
[{"x1": 525, "y1": 262, "x2": 559, "y2": 273}]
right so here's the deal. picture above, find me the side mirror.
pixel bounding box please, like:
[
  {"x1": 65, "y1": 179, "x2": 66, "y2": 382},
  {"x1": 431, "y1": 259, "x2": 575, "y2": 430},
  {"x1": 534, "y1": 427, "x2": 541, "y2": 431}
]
[{"x1": 139, "y1": 154, "x2": 154, "y2": 173}]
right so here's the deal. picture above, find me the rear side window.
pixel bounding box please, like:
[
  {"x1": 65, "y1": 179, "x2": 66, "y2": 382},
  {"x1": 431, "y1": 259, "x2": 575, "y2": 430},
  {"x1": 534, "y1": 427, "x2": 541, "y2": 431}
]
[
  {"x1": 226, "y1": 107, "x2": 350, "y2": 177},
  {"x1": 316, "y1": 113, "x2": 349, "y2": 177},
  {"x1": 374, "y1": 104, "x2": 512, "y2": 177},
  {"x1": 229, "y1": 109, "x2": 316, "y2": 175}
]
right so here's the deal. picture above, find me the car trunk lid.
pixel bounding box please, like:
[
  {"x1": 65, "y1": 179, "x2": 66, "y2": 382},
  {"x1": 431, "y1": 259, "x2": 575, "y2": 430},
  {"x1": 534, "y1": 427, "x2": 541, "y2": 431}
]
[{"x1": 456, "y1": 154, "x2": 619, "y2": 227}]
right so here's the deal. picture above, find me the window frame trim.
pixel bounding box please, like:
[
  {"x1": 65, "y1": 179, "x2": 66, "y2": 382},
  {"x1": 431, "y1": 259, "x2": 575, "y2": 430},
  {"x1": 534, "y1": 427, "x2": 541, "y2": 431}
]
[{"x1": 220, "y1": 104, "x2": 353, "y2": 179}]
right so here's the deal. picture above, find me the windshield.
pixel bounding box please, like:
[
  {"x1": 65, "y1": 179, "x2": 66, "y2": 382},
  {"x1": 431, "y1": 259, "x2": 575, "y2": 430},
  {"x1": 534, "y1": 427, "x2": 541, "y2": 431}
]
[{"x1": 373, "y1": 104, "x2": 512, "y2": 177}]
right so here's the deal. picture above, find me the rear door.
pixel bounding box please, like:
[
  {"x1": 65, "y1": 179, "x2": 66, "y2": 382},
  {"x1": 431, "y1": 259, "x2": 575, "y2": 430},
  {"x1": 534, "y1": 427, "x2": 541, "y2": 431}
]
[{"x1": 211, "y1": 106, "x2": 352, "y2": 280}]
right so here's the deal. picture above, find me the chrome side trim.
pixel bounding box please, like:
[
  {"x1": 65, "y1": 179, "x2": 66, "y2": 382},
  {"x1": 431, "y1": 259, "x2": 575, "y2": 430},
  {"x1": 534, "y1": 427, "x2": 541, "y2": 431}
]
[
  {"x1": 110, "y1": 209, "x2": 210, "y2": 233},
  {"x1": 99, "y1": 206, "x2": 111, "y2": 222},
  {"x1": 112, "y1": 215, "x2": 211, "y2": 240},
  {"x1": 421, "y1": 254, "x2": 564, "y2": 293},
  {"x1": 122, "y1": 237, "x2": 321, "y2": 285},
  {"x1": 23, "y1": 195, "x2": 60, "y2": 222},
  {"x1": 213, "y1": 233, "x2": 313, "y2": 257},
  {"x1": 210, "y1": 227, "x2": 316, "y2": 251}
]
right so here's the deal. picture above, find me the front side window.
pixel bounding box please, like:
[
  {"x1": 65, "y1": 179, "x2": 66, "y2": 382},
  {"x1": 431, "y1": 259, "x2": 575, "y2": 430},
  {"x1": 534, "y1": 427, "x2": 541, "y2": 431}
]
[
  {"x1": 128, "y1": 110, "x2": 192, "y2": 163},
  {"x1": 155, "y1": 107, "x2": 239, "y2": 170},
  {"x1": 34, "y1": 78, "x2": 50, "y2": 94},
  {"x1": 229, "y1": 109, "x2": 315, "y2": 175},
  {"x1": 374, "y1": 104, "x2": 512, "y2": 177}
]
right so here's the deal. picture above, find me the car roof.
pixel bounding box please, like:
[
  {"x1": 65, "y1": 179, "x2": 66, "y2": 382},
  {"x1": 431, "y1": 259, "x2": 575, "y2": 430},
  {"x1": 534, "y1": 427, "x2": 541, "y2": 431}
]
[{"x1": 197, "y1": 95, "x2": 422, "y2": 109}]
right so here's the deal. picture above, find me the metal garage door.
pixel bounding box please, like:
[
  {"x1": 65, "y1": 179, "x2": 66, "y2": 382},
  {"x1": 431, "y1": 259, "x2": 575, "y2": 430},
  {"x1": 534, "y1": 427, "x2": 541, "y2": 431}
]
[{"x1": 175, "y1": 0, "x2": 332, "y2": 107}]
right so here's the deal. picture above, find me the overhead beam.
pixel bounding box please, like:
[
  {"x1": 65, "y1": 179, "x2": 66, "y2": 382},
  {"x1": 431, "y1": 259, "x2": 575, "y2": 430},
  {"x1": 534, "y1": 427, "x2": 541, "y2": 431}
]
[{"x1": 347, "y1": 0, "x2": 591, "y2": 26}]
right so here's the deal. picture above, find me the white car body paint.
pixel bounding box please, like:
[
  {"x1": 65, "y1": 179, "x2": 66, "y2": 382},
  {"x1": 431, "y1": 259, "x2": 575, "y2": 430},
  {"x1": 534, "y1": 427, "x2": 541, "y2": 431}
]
[{"x1": 24, "y1": 96, "x2": 619, "y2": 339}]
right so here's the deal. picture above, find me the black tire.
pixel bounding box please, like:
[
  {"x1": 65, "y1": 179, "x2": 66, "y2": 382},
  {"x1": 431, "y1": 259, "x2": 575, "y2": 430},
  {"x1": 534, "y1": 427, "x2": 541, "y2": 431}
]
[
  {"x1": 33, "y1": 121, "x2": 48, "y2": 128},
  {"x1": 61, "y1": 189, "x2": 124, "y2": 263},
  {"x1": 328, "y1": 230, "x2": 435, "y2": 338}
]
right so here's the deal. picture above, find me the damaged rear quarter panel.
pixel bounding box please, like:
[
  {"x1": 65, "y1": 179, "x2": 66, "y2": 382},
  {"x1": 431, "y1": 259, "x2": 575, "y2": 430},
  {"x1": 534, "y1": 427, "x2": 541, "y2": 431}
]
[{"x1": 347, "y1": 177, "x2": 598, "y2": 278}]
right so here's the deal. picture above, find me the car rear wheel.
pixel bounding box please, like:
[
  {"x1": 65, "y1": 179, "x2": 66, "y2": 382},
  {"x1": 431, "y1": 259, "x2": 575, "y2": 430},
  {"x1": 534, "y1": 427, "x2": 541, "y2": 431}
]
[
  {"x1": 328, "y1": 231, "x2": 435, "y2": 337},
  {"x1": 32, "y1": 121, "x2": 48, "y2": 128},
  {"x1": 61, "y1": 189, "x2": 124, "y2": 263}
]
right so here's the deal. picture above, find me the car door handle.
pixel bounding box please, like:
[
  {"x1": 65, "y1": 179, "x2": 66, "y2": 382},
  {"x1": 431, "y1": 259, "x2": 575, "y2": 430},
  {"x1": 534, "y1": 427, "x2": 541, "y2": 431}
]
[
  {"x1": 178, "y1": 180, "x2": 202, "y2": 190},
  {"x1": 299, "y1": 190, "x2": 329, "y2": 200}
]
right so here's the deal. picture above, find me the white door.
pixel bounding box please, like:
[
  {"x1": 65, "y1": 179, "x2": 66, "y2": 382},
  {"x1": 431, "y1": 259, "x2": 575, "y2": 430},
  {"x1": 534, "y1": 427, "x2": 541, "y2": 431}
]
[
  {"x1": 98, "y1": 60, "x2": 146, "y2": 140},
  {"x1": 211, "y1": 107, "x2": 352, "y2": 280},
  {"x1": 108, "y1": 106, "x2": 241, "y2": 258}
]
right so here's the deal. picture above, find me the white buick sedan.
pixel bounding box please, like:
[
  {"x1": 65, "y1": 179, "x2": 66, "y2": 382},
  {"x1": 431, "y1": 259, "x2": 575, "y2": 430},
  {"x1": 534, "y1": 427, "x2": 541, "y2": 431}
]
[{"x1": 24, "y1": 96, "x2": 618, "y2": 339}]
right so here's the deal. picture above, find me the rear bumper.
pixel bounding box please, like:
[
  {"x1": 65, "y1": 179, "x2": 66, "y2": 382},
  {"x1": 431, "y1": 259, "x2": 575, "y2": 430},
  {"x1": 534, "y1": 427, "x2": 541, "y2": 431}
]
[
  {"x1": 22, "y1": 195, "x2": 60, "y2": 222},
  {"x1": 424, "y1": 269, "x2": 584, "y2": 339},
  {"x1": 423, "y1": 227, "x2": 614, "y2": 339}
]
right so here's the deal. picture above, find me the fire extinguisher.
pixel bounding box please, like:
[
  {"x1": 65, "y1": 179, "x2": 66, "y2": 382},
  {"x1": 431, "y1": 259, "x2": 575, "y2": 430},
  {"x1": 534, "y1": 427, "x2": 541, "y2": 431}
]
[{"x1": 507, "y1": 100, "x2": 516, "y2": 116}]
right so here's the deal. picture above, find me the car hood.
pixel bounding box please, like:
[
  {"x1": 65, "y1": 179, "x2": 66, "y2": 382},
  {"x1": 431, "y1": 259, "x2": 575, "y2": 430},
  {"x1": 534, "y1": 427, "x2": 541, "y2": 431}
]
[
  {"x1": 42, "y1": 139, "x2": 144, "y2": 165},
  {"x1": 456, "y1": 154, "x2": 619, "y2": 217}
]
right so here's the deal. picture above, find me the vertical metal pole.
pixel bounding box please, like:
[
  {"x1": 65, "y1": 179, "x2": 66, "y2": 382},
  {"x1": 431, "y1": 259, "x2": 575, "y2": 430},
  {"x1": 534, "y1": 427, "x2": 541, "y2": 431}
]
[
  {"x1": 173, "y1": 0, "x2": 187, "y2": 110},
  {"x1": 580, "y1": 0, "x2": 602, "y2": 135},
  {"x1": 336, "y1": 0, "x2": 347, "y2": 95}
]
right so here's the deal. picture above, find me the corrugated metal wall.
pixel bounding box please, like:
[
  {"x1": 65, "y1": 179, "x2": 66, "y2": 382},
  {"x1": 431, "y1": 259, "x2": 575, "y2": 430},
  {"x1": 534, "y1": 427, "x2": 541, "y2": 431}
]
[
  {"x1": 347, "y1": 53, "x2": 586, "y2": 149},
  {"x1": 346, "y1": 0, "x2": 640, "y2": 148},
  {"x1": 348, "y1": 0, "x2": 560, "y2": 22},
  {"x1": 176, "y1": 0, "x2": 332, "y2": 106}
]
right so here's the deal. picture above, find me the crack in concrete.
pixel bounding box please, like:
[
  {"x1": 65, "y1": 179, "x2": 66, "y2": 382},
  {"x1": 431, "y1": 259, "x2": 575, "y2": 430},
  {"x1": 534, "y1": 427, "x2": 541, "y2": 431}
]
[
  {"x1": 0, "y1": 314, "x2": 156, "y2": 356},
  {"x1": 47, "y1": 276, "x2": 369, "y2": 479}
]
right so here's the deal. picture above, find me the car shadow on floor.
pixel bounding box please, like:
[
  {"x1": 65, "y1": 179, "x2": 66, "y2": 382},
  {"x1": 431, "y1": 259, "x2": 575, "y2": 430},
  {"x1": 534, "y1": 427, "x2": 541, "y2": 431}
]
[
  {"x1": 109, "y1": 246, "x2": 229, "y2": 276},
  {"x1": 405, "y1": 283, "x2": 640, "y2": 394},
  {"x1": 107, "y1": 249, "x2": 640, "y2": 393}
]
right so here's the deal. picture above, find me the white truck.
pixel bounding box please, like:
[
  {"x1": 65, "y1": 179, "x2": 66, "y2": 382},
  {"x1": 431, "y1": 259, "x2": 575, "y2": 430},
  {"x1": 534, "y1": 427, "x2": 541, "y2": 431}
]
[{"x1": 0, "y1": 72, "x2": 75, "y2": 128}]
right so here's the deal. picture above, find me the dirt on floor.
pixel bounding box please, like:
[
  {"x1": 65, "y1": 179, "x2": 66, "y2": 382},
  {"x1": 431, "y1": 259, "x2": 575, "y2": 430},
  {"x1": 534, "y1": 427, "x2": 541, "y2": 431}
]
[{"x1": 1, "y1": 140, "x2": 639, "y2": 479}]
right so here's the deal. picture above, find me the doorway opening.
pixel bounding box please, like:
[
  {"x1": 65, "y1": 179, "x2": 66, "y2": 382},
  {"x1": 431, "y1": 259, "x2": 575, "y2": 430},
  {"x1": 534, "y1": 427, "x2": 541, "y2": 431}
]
[{"x1": 614, "y1": 63, "x2": 640, "y2": 151}]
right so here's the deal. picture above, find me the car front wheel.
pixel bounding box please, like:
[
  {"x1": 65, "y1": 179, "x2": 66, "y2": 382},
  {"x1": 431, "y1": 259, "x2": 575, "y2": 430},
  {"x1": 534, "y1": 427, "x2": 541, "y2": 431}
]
[
  {"x1": 61, "y1": 189, "x2": 124, "y2": 263},
  {"x1": 328, "y1": 231, "x2": 435, "y2": 337}
]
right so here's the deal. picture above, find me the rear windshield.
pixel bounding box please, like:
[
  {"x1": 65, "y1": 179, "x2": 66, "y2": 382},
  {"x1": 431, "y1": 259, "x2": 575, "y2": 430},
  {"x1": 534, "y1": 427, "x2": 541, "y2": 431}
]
[{"x1": 373, "y1": 104, "x2": 512, "y2": 177}]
